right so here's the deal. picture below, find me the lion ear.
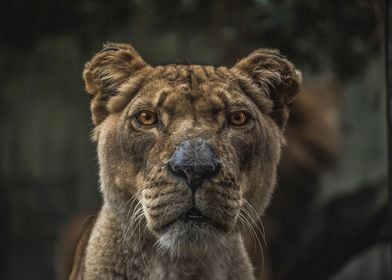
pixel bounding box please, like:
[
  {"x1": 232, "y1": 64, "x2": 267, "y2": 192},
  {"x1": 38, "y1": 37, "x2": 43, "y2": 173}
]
[
  {"x1": 83, "y1": 43, "x2": 149, "y2": 125},
  {"x1": 232, "y1": 49, "x2": 302, "y2": 128}
]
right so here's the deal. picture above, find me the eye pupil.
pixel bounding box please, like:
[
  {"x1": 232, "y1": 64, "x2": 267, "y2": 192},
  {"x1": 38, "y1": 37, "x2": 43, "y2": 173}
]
[
  {"x1": 137, "y1": 111, "x2": 157, "y2": 126},
  {"x1": 229, "y1": 111, "x2": 248, "y2": 126}
]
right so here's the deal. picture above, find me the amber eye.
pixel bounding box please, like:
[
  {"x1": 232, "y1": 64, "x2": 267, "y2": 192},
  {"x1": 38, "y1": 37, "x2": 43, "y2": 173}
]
[
  {"x1": 136, "y1": 110, "x2": 157, "y2": 126},
  {"x1": 228, "y1": 111, "x2": 249, "y2": 126}
]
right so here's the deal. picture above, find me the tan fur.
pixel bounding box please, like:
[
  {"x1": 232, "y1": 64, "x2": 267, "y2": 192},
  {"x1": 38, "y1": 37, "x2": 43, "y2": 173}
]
[
  {"x1": 70, "y1": 43, "x2": 301, "y2": 280},
  {"x1": 68, "y1": 216, "x2": 96, "y2": 280}
]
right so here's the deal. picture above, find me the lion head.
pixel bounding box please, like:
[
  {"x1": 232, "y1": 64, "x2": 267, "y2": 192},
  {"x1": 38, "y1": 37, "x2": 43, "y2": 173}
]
[{"x1": 83, "y1": 43, "x2": 301, "y2": 256}]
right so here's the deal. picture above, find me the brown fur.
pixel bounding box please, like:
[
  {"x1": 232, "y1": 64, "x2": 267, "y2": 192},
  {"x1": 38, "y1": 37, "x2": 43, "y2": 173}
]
[
  {"x1": 68, "y1": 216, "x2": 96, "y2": 280},
  {"x1": 56, "y1": 213, "x2": 96, "y2": 280},
  {"x1": 70, "y1": 43, "x2": 301, "y2": 280}
]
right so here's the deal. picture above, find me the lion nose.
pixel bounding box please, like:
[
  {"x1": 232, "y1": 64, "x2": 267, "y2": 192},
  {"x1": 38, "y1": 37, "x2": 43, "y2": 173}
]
[{"x1": 168, "y1": 138, "x2": 221, "y2": 191}]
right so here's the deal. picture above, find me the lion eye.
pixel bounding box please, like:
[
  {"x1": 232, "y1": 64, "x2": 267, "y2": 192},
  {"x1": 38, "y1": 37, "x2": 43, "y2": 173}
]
[
  {"x1": 136, "y1": 110, "x2": 157, "y2": 126},
  {"x1": 228, "y1": 111, "x2": 249, "y2": 126}
]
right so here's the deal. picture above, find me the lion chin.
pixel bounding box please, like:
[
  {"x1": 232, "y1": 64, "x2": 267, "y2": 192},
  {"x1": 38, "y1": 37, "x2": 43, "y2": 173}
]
[{"x1": 155, "y1": 211, "x2": 227, "y2": 257}]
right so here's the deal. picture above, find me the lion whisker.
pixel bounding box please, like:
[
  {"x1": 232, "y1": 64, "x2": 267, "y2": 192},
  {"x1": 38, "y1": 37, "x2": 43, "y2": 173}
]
[{"x1": 239, "y1": 202, "x2": 266, "y2": 277}]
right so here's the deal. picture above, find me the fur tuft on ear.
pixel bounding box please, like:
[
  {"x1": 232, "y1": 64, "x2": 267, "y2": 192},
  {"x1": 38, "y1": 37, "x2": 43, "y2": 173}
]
[
  {"x1": 83, "y1": 43, "x2": 149, "y2": 125},
  {"x1": 232, "y1": 49, "x2": 302, "y2": 128}
]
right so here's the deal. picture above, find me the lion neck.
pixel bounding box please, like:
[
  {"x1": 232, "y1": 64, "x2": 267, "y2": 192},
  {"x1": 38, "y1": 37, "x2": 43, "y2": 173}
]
[{"x1": 84, "y1": 203, "x2": 254, "y2": 280}]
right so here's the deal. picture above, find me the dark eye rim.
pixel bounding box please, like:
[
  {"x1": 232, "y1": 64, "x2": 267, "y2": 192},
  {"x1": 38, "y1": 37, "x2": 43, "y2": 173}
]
[
  {"x1": 132, "y1": 110, "x2": 158, "y2": 126},
  {"x1": 227, "y1": 110, "x2": 253, "y2": 126}
]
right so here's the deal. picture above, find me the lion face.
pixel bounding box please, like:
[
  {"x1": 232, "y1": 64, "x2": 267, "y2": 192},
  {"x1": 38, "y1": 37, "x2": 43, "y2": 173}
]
[{"x1": 83, "y1": 43, "x2": 301, "y2": 255}]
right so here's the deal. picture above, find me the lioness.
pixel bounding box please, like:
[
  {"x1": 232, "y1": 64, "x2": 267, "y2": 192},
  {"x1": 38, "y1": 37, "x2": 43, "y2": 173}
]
[{"x1": 70, "y1": 43, "x2": 301, "y2": 280}]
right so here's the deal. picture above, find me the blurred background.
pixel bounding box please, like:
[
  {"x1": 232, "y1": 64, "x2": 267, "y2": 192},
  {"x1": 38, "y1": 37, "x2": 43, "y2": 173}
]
[{"x1": 0, "y1": 0, "x2": 390, "y2": 279}]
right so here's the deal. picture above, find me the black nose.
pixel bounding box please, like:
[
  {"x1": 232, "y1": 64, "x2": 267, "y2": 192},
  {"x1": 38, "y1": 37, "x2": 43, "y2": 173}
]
[{"x1": 168, "y1": 138, "x2": 221, "y2": 190}]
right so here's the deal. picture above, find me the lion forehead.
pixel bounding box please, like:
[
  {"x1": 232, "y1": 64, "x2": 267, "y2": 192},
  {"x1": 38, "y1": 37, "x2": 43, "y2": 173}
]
[{"x1": 108, "y1": 64, "x2": 249, "y2": 115}]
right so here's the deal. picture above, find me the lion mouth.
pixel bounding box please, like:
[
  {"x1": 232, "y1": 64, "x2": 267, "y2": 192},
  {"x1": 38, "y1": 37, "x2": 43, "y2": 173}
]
[
  {"x1": 160, "y1": 207, "x2": 223, "y2": 232},
  {"x1": 181, "y1": 207, "x2": 204, "y2": 220}
]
